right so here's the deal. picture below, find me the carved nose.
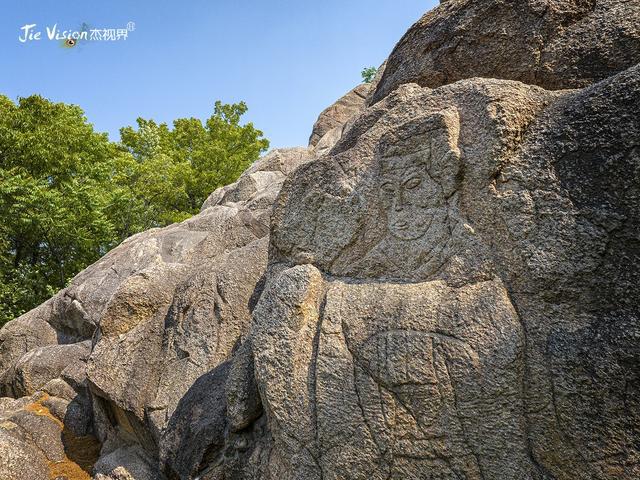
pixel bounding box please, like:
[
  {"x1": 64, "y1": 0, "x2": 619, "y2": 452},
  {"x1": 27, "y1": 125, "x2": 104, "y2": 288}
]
[{"x1": 394, "y1": 188, "x2": 405, "y2": 211}]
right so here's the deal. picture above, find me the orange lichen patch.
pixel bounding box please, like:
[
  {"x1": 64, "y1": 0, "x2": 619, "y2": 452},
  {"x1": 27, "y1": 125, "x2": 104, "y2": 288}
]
[
  {"x1": 49, "y1": 458, "x2": 92, "y2": 480},
  {"x1": 46, "y1": 431, "x2": 101, "y2": 480},
  {"x1": 24, "y1": 393, "x2": 64, "y2": 429},
  {"x1": 22, "y1": 393, "x2": 101, "y2": 480}
]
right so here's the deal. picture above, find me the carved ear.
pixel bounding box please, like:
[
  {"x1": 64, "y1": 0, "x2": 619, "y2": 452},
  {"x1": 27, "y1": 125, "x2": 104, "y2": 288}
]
[{"x1": 376, "y1": 107, "x2": 462, "y2": 196}]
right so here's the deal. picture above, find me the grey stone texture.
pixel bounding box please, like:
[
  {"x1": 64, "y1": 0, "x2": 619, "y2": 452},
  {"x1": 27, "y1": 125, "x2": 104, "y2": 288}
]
[
  {"x1": 371, "y1": 0, "x2": 640, "y2": 104},
  {"x1": 0, "y1": 1, "x2": 638, "y2": 478},
  {"x1": 308, "y1": 84, "x2": 371, "y2": 147},
  {"x1": 255, "y1": 64, "x2": 640, "y2": 479}
]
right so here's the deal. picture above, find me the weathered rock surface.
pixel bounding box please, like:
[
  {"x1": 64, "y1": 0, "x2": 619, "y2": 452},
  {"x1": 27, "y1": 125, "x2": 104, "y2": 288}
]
[
  {"x1": 93, "y1": 445, "x2": 158, "y2": 480},
  {"x1": 85, "y1": 148, "x2": 312, "y2": 465},
  {"x1": 308, "y1": 84, "x2": 370, "y2": 147},
  {"x1": 254, "y1": 63, "x2": 640, "y2": 479},
  {"x1": 160, "y1": 361, "x2": 230, "y2": 479},
  {"x1": 13, "y1": 341, "x2": 90, "y2": 397},
  {"x1": 1, "y1": 1, "x2": 639, "y2": 479},
  {"x1": 371, "y1": 0, "x2": 640, "y2": 103},
  {"x1": 0, "y1": 391, "x2": 101, "y2": 479},
  {"x1": 0, "y1": 302, "x2": 58, "y2": 397},
  {"x1": 0, "y1": 429, "x2": 49, "y2": 480},
  {"x1": 0, "y1": 147, "x2": 313, "y2": 479}
]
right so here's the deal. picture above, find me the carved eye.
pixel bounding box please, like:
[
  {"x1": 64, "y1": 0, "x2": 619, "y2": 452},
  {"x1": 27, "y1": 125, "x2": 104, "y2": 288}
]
[
  {"x1": 381, "y1": 182, "x2": 395, "y2": 193},
  {"x1": 404, "y1": 177, "x2": 421, "y2": 190}
]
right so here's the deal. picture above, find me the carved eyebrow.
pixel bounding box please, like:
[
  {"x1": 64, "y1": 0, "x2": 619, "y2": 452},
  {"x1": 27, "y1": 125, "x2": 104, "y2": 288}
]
[
  {"x1": 380, "y1": 179, "x2": 396, "y2": 190},
  {"x1": 403, "y1": 176, "x2": 422, "y2": 185},
  {"x1": 402, "y1": 167, "x2": 423, "y2": 179}
]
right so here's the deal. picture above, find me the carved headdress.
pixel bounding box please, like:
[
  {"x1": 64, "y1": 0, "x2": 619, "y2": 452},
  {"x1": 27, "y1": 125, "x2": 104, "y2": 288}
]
[{"x1": 377, "y1": 107, "x2": 462, "y2": 198}]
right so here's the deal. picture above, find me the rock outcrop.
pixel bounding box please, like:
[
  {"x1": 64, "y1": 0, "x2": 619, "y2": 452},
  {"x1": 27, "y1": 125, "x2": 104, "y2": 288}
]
[
  {"x1": 371, "y1": 0, "x2": 640, "y2": 103},
  {"x1": 0, "y1": 147, "x2": 314, "y2": 479},
  {"x1": 308, "y1": 83, "x2": 370, "y2": 147},
  {"x1": 1, "y1": 1, "x2": 639, "y2": 479},
  {"x1": 252, "y1": 65, "x2": 640, "y2": 478}
]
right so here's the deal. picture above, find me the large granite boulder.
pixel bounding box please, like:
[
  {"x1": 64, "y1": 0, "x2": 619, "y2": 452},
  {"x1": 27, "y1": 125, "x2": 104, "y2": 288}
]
[
  {"x1": 0, "y1": 147, "x2": 313, "y2": 479},
  {"x1": 1, "y1": 1, "x2": 639, "y2": 478},
  {"x1": 86, "y1": 147, "x2": 311, "y2": 445},
  {"x1": 371, "y1": 0, "x2": 640, "y2": 103},
  {"x1": 248, "y1": 64, "x2": 640, "y2": 479}
]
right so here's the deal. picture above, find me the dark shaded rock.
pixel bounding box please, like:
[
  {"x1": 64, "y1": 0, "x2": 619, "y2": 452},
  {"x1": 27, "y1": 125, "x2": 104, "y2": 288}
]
[
  {"x1": 226, "y1": 339, "x2": 262, "y2": 433},
  {"x1": 161, "y1": 362, "x2": 230, "y2": 479}
]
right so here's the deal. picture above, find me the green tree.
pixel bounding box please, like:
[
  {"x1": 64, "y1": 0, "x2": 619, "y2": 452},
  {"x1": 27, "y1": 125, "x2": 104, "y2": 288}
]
[
  {"x1": 118, "y1": 101, "x2": 269, "y2": 226},
  {"x1": 0, "y1": 95, "x2": 127, "y2": 325},
  {"x1": 361, "y1": 66, "x2": 378, "y2": 83},
  {"x1": 0, "y1": 96, "x2": 268, "y2": 327}
]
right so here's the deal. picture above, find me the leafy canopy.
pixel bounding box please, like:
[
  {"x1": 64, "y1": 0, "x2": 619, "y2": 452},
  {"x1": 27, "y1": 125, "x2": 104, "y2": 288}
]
[
  {"x1": 0, "y1": 95, "x2": 268, "y2": 326},
  {"x1": 119, "y1": 101, "x2": 269, "y2": 225},
  {"x1": 361, "y1": 66, "x2": 378, "y2": 83}
]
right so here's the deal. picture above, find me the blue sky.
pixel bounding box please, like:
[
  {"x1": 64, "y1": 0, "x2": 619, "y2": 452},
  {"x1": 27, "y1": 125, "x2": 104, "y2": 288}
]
[{"x1": 0, "y1": 1, "x2": 435, "y2": 148}]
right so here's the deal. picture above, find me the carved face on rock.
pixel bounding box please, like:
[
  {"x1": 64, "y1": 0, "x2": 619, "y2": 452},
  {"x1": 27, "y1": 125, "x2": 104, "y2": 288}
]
[{"x1": 379, "y1": 153, "x2": 444, "y2": 241}]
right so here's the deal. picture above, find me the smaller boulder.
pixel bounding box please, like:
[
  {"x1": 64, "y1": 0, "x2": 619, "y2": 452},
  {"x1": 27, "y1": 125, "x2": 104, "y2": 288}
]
[
  {"x1": 308, "y1": 84, "x2": 370, "y2": 146},
  {"x1": 93, "y1": 445, "x2": 163, "y2": 480},
  {"x1": 12, "y1": 341, "x2": 90, "y2": 397},
  {"x1": 0, "y1": 429, "x2": 49, "y2": 480}
]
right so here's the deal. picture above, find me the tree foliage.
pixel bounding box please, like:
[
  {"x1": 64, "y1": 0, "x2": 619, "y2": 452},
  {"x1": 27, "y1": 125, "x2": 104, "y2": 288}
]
[
  {"x1": 0, "y1": 95, "x2": 268, "y2": 326},
  {"x1": 119, "y1": 101, "x2": 269, "y2": 226},
  {"x1": 361, "y1": 66, "x2": 378, "y2": 83}
]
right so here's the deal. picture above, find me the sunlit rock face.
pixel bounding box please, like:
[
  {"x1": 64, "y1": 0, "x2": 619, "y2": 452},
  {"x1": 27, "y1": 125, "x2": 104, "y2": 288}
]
[
  {"x1": 0, "y1": 147, "x2": 315, "y2": 480},
  {"x1": 253, "y1": 266, "x2": 534, "y2": 479},
  {"x1": 308, "y1": 84, "x2": 371, "y2": 148},
  {"x1": 370, "y1": 0, "x2": 640, "y2": 104},
  {"x1": 1, "y1": 1, "x2": 639, "y2": 479},
  {"x1": 249, "y1": 67, "x2": 640, "y2": 479}
]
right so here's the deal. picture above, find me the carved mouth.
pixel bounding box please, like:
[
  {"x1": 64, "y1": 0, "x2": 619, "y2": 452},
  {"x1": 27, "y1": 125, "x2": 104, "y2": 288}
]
[{"x1": 393, "y1": 221, "x2": 409, "y2": 230}]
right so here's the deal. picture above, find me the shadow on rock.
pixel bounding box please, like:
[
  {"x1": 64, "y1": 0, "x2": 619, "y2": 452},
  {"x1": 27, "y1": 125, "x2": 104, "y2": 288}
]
[{"x1": 161, "y1": 361, "x2": 230, "y2": 480}]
